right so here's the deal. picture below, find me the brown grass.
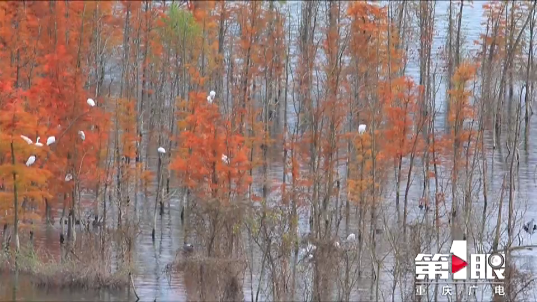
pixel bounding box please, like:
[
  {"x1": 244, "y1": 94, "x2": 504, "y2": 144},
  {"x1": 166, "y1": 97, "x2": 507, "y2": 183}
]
[
  {"x1": 169, "y1": 254, "x2": 246, "y2": 301},
  {"x1": 0, "y1": 238, "x2": 133, "y2": 290}
]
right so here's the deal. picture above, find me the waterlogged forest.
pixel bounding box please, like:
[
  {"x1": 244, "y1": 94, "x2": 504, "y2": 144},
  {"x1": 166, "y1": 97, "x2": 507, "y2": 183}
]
[{"x1": 1, "y1": 0, "x2": 537, "y2": 301}]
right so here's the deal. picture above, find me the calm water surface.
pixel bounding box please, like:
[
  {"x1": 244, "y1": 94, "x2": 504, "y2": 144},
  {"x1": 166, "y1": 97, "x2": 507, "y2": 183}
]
[{"x1": 4, "y1": 2, "x2": 536, "y2": 302}]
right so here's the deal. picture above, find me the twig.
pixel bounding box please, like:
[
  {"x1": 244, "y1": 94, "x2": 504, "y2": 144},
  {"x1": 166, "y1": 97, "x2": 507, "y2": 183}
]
[
  {"x1": 129, "y1": 272, "x2": 140, "y2": 301},
  {"x1": 70, "y1": 249, "x2": 81, "y2": 262},
  {"x1": 507, "y1": 245, "x2": 537, "y2": 252}
]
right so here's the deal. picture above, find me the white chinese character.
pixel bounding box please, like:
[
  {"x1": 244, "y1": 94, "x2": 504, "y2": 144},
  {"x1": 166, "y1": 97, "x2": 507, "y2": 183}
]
[
  {"x1": 494, "y1": 285, "x2": 505, "y2": 296},
  {"x1": 416, "y1": 285, "x2": 426, "y2": 296},
  {"x1": 442, "y1": 286, "x2": 453, "y2": 296},
  {"x1": 415, "y1": 254, "x2": 449, "y2": 280},
  {"x1": 468, "y1": 285, "x2": 478, "y2": 296},
  {"x1": 470, "y1": 254, "x2": 486, "y2": 279}
]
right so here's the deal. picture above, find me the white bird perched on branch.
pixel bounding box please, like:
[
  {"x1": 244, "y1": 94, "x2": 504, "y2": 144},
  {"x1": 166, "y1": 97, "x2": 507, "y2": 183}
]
[
  {"x1": 26, "y1": 155, "x2": 36, "y2": 167},
  {"x1": 46, "y1": 136, "x2": 56, "y2": 146},
  {"x1": 157, "y1": 147, "x2": 166, "y2": 154},
  {"x1": 34, "y1": 137, "x2": 43, "y2": 147},
  {"x1": 78, "y1": 131, "x2": 85, "y2": 141},
  {"x1": 65, "y1": 174, "x2": 73, "y2": 182},
  {"x1": 346, "y1": 233, "x2": 356, "y2": 241},
  {"x1": 221, "y1": 154, "x2": 229, "y2": 164},
  {"x1": 87, "y1": 98, "x2": 96, "y2": 107},
  {"x1": 20, "y1": 135, "x2": 33, "y2": 144},
  {"x1": 207, "y1": 90, "x2": 216, "y2": 104},
  {"x1": 358, "y1": 124, "x2": 367, "y2": 135}
]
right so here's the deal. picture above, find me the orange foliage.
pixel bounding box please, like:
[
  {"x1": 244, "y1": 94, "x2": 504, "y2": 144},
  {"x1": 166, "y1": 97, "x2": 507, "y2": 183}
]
[
  {"x1": 0, "y1": 1, "x2": 110, "y2": 226},
  {"x1": 171, "y1": 92, "x2": 252, "y2": 203}
]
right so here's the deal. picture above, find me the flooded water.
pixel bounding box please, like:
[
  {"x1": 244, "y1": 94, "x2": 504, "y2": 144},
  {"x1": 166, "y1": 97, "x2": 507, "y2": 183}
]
[{"x1": 2, "y1": 1, "x2": 536, "y2": 302}]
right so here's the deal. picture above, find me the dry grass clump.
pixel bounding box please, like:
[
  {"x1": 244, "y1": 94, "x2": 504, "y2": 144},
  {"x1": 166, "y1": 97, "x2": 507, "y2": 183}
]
[
  {"x1": 30, "y1": 257, "x2": 130, "y2": 289},
  {"x1": 0, "y1": 237, "x2": 133, "y2": 290},
  {"x1": 169, "y1": 253, "x2": 246, "y2": 301}
]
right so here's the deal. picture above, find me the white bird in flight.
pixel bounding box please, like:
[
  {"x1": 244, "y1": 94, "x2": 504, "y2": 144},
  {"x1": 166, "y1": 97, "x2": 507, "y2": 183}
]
[
  {"x1": 46, "y1": 136, "x2": 56, "y2": 146},
  {"x1": 34, "y1": 137, "x2": 43, "y2": 147},
  {"x1": 221, "y1": 154, "x2": 229, "y2": 164},
  {"x1": 26, "y1": 155, "x2": 36, "y2": 167},
  {"x1": 20, "y1": 135, "x2": 33, "y2": 144},
  {"x1": 87, "y1": 98, "x2": 96, "y2": 107},
  {"x1": 157, "y1": 147, "x2": 166, "y2": 154},
  {"x1": 78, "y1": 131, "x2": 85, "y2": 141},
  {"x1": 358, "y1": 124, "x2": 367, "y2": 135},
  {"x1": 65, "y1": 174, "x2": 73, "y2": 182}
]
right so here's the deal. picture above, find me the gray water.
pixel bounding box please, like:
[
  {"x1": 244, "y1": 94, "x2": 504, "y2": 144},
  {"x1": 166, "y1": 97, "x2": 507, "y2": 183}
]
[{"x1": 3, "y1": 1, "x2": 537, "y2": 302}]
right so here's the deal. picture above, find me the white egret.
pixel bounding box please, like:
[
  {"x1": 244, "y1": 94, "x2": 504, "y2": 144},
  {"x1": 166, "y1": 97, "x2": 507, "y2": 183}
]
[
  {"x1": 46, "y1": 136, "x2": 56, "y2": 146},
  {"x1": 20, "y1": 135, "x2": 33, "y2": 144},
  {"x1": 78, "y1": 130, "x2": 85, "y2": 141},
  {"x1": 358, "y1": 124, "x2": 367, "y2": 135},
  {"x1": 35, "y1": 137, "x2": 43, "y2": 147},
  {"x1": 207, "y1": 91, "x2": 216, "y2": 104},
  {"x1": 87, "y1": 98, "x2": 96, "y2": 107},
  {"x1": 65, "y1": 174, "x2": 73, "y2": 182},
  {"x1": 157, "y1": 147, "x2": 166, "y2": 154},
  {"x1": 346, "y1": 233, "x2": 356, "y2": 241},
  {"x1": 221, "y1": 154, "x2": 229, "y2": 164},
  {"x1": 26, "y1": 155, "x2": 36, "y2": 167}
]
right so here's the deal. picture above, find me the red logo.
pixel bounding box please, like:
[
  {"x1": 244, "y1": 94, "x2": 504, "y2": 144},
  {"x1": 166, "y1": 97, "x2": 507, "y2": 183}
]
[{"x1": 451, "y1": 255, "x2": 468, "y2": 273}]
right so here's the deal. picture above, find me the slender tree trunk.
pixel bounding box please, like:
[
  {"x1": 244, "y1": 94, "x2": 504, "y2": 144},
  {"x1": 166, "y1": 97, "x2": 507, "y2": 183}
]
[{"x1": 10, "y1": 142, "x2": 19, "y2": 253}]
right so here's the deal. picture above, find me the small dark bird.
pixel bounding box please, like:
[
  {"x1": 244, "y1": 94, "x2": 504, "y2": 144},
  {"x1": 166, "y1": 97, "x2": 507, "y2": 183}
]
[
  {"x1": 523, "y1": 219, "x2": 537, "y2": 244},
  {"x1": 92, "y1": 215, "x2": 102, "y2": 227},
  {"x1": 59, "y1": 233, "x2": 65, "y2": 244},
  {"x1": 523, "y1": 219, "x2": 537, "y2": 234}
]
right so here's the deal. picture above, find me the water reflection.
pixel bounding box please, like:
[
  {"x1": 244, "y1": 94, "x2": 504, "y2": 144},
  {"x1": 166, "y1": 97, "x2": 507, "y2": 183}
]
[{"x1": 2, "y1": 2, "x2": 536, "y2": 302}]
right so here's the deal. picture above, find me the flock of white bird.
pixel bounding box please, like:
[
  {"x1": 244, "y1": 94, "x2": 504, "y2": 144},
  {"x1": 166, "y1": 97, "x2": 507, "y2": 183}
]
[
  {"x1": 157, "y1": 91, "x2": 231, "y2": 164},
  {"x1": 157, "y1": 91, "x2": 366, "y2": 165},
  {"x1": 301, "y1": 233, "x2": 357, "y2": 262},
  {"x1": 20, "y1": 98, "x2": 96, "y2": 181}
]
